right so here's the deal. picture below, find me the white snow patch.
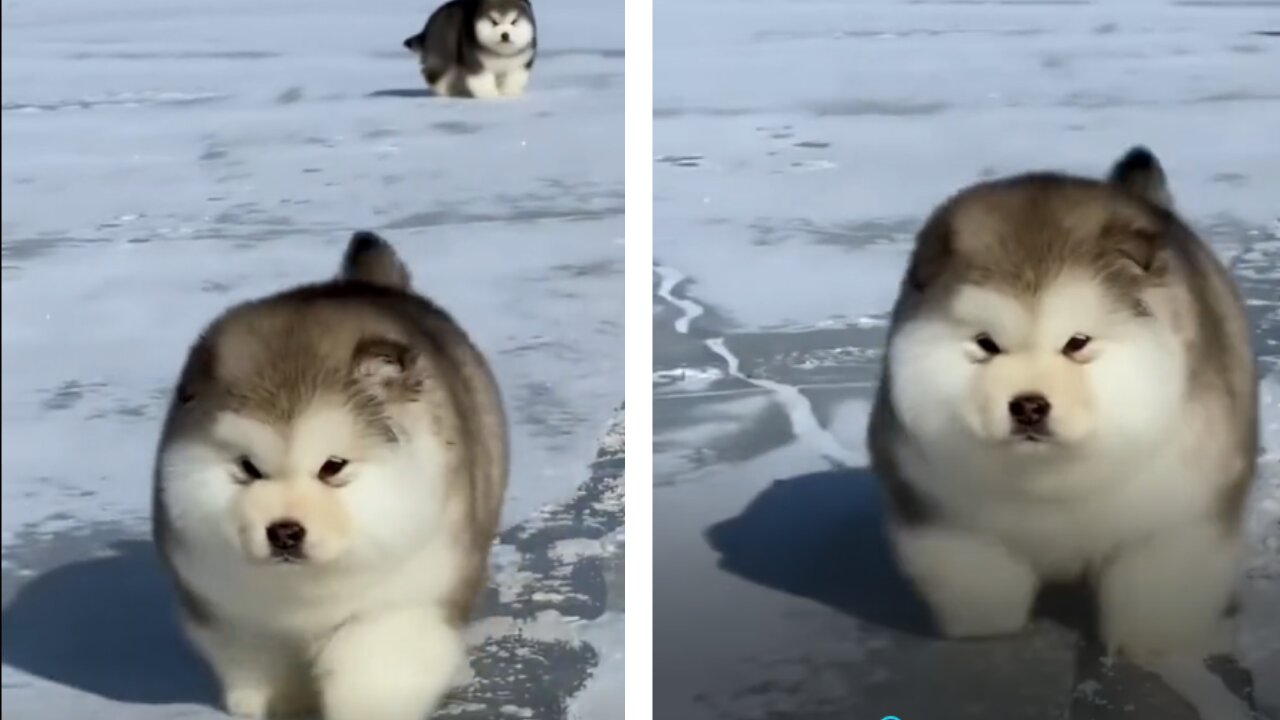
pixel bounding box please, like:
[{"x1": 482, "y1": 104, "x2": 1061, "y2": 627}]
[
  {"x1": 468, "y1": 610, "x2": 582, "y2": 647},
  {"x1": 566, "y1": 612, "x2": 625, "y2": 720},
  {"x1": 550, "y1": 538, "x2": 603, "y2": 565},
  {"x1": 654, "y1": 365, "x2": 726, "y2": 393}
]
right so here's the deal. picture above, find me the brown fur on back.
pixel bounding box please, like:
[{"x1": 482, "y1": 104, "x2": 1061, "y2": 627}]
[{"x1": 154, "y1": 236, "x2": 508, "y2": 627}]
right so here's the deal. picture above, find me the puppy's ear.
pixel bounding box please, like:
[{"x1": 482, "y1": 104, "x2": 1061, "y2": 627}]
[
  {"x1": 176, "y1": 339, "x2": 215, "y2": 405},
  {"x1": 1108, "y1": 146, "x2": 1174, "y2": 210},
  {"x1": 351, "y1": 338, "x2": 426, "y2": 399},
  {"x1": 1101, "y1": 202, "x2": 1171, "y2": 279},
  {"x1": 340, "y1": 231, "x2": 411, "y2": 290},
  {"x1": 907, "y1": 210, "x2": 952, "y2": 291}
]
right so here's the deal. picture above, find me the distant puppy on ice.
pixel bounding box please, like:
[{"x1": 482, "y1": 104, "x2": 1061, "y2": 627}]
[
  {"x1": 153, "y1": 232, "x2": 508, "y2": 720},
  {"x1": 403, "y1": 0, "x2": 537, "y2": 98},
  {"x1": 868, "y1": 147, "x2": 1258, "y2": 662}
]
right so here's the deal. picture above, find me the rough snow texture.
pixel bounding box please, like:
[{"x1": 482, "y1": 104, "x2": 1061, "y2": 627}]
[
  {"x1": 653, "y1": 0, "x2": 1279, "y2": 718},
  {"x1": 1, "y1": 0, "x2": 622, "y2": 716}
]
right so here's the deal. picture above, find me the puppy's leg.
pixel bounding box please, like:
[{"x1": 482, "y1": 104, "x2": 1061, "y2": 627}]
[
  {"x1": 1097, "y1": 522, "x2": 1239, "y2": 662},
  {"x1": 464, "y1": 72, "x2": 502, "y2": 99},
  {"x1": 892, "y1": 524, "x2": 1038, "y2": 638},
  {"x1": 265, "y1": 667, "x2": 318, "y2": 719},
  {"x1": 316, "y1": 607, "x2": 464, "y2": 720},
  {"x1": 185, "y1": 619, "x2": 301, "y2": 719},
  {"x1": 499, "y1": 68, "x2": 530, "y2": 96},
  {"x1": 426, "y1": 66, "x2": 456, "y2": 97}
]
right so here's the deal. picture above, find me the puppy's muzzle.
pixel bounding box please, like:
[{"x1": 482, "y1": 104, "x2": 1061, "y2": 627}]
[
  {"x1": 1009, "y1": 392, "x2": 1051, "y2": 439},
  {"x1": 266, "y1": 519, "x2": 307, "y2": 561}
]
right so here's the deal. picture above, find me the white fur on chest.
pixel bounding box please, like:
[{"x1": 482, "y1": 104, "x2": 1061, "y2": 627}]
[
  {"x1": 435, "y1": 49, "x2": 534, "y2": 98},
  {"x1": 897, "y1": 428, "x2": 1223, "y2": 579},
  {"x1": 478, "y1": 48, "x2": 533, "y2": 75}
]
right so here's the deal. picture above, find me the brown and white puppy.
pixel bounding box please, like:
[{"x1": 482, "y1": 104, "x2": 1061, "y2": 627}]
[
  {"x1": 152, "y1": 232, "x2": 508, "y2": 720},
  {"x1": 868, "y1": 148, "x2": 1257, "y2": 662}
]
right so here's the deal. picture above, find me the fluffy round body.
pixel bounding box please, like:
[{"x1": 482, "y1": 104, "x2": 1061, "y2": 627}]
[
  {"x1": 403, "y1": 0, "x2": 536, "y2": 99},
  {"x1": 868, "y1": 151, "x2": 1257, "y2": 661},
  {"x1": 152, "y1": 234, "x2": 507, "y2": 720}
]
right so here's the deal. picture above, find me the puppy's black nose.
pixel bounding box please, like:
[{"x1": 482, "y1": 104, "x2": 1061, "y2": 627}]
[
  {"x1": 1009, "y1": 393, "x2": 1051, "y2": 426},
  {"x1": 500, "y1": 31, "x2": 511, "y2": 42},
  {"x1": 266, "y1": 520, "x2": 306, "y2": 551}
]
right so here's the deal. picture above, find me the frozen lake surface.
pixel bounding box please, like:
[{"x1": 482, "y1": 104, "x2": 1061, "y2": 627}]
[
  {"x1": 1, "y1": 0, "x2": 624, "y2": 717},
  {"x1": 653, "y1": 0, "x2": 1280, "y2": 718}
]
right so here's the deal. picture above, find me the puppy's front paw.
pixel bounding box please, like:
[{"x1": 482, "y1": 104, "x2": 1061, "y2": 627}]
[
  {"x1": 1098, "y1": 526, "x2": 1238, "y2": 662},
  {"x1": 317, "y1": 608, "x2": 464, "y2": 720},
  {"x1": 498, "y1": 69, "x2": 530, "y2": 97},
  {"x1": 892, "y1": 526, "x2": 1038, "y2": 639},
  {"x1": 464, "y1": 72, "x2": 502, "y2": 99},
  {"x1": 933, "y1": 589, "x2": 1033, "y2": 639},
  {"x1": 224, "y1": 686, "x2": 271, "y2": 719},
  {"x1": 268, "y1": 685, "x2": 320, "y2": 719}
]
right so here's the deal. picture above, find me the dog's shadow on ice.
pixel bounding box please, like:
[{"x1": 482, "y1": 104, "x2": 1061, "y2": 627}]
[
  {"x1": 705, "y1": 467, "x2": 940, "y2": 635},
  {"x1": 367, "y1": 88, "x2": 436, "y2": 99},
  {"x1": 705, "y1": 467, "x2": 1118, "y2": 637},
  {"x1": 1, "y1": 539, "x2": 215, "y2": 706}
]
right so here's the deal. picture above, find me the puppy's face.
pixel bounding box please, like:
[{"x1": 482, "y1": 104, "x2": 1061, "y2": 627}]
[
  {"x1": 473, "y1": 3, "x2": 534, "y2": 54},
  {"x1": 159, "y1": 334, "x2": 452, "y2": 570},
  {"x1": 888, "y1": 177, "x2": 1187, "y2": 457},
  {"x1": 890, "y1": 273, "x2": 1185, "y2": 454}
]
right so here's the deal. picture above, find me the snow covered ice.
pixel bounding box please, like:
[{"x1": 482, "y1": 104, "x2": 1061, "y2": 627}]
[
  {"x1": 653, "y1": 0, "x2": 1280, "y2": 718},
  {"x1": 1, "y1": 0, "x2": 623, "y2": 717}
]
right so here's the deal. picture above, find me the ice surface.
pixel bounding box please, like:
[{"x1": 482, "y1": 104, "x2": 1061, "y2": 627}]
[
  {"x1": 2, "y1": 0, "x2": 622, "y2": 716},
  {"x1": 654, "y1": 0, "x2": 1280, "y2": 718}
]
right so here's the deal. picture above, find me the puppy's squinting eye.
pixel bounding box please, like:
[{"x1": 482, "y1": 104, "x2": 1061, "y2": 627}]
[
  {"x1": 238, "y1": 457, "x2": 265, "y2": 482},
  {"x1": 317, "y1": 457, "x2": 349, "y2": 482},
  {"x1": 488, "y1": 14, "x2": 503, "y2": 25},
  {"x1": 974, "y1": 333, "x2": 1003, "y2": 357},
  {"x1": 1062, "y1": 334, "x2": 1092, "y2": 356}
]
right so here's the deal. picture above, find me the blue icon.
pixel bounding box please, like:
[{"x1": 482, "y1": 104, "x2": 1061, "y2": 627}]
[{"x1": 881, "y1": 716, "x2": 902, "y2": 720}]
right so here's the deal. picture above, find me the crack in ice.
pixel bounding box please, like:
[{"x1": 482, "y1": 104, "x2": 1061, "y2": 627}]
[
  {"x1": 655, "y1": 262, "x2": 858, "y2": 467},
  {"x1": 653, "y1": 263, "x2": 704, "y2": 334}
]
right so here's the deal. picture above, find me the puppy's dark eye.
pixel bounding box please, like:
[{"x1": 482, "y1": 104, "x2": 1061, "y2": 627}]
[
  {"x1": 238, "y1": 457, "x2": 264, "y2": 481},
  {"x1": 974, "y1": 333, "x2": 1002, "y2": 356},
  {"x1": 1062, "y1": 334, "x2": 1092, "y2": 355},
  {"x1": 318, "y1": 457, "x2": 348, "y2": 482},
  {"x1": 489, "y1": 14, "x2": 503, "y2": 24}
]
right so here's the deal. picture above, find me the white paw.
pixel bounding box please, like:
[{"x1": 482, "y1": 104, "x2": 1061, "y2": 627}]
[
  {"x1": 1101, "y1": 607, "x2": 1229, "y2": 663},
  {"x1": 892, "y1": 526, "x2": 1038, "y2": 639},
  {"x1": 465, "y1": 72, "x2": 502, "y2": 99},
  {"x1": 498, "y1": 69, "x2": 530, "y2": 97},
  {"x1": 317, "y1": 608, "x2": 464, "y2": 720},
  {"x1": 1098, "y1": 526, "x2": 1238, "y2": 661},
  {"x1": 934, "y1": 589, "x2": 1033, "y2": 638},
  {"x1": 224, "y1": 686, "x2": 271, "y2": 719}
]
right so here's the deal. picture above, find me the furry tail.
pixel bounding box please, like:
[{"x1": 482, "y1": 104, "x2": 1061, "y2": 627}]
[
  {"x1": 340, "y1": 231, "x2": 411, "y2": 290},
  {"x1": 1108, "y1": 146, "x2": 1174, "y2": 210}
]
